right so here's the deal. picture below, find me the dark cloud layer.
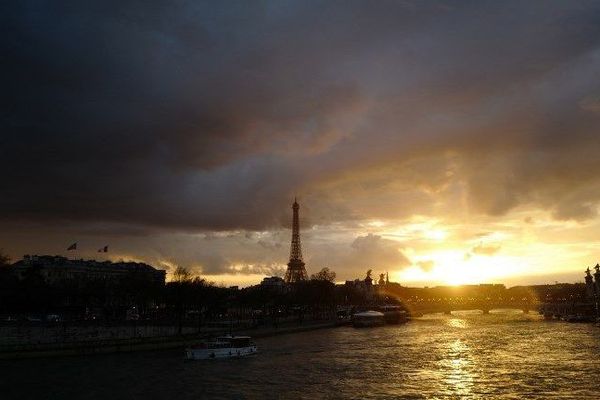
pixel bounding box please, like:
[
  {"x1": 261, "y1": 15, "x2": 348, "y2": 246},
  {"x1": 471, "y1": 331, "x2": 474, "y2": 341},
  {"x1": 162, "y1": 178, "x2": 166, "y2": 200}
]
[{"x1": 2, "y1": 1, "x2": 600, "y2": 272}]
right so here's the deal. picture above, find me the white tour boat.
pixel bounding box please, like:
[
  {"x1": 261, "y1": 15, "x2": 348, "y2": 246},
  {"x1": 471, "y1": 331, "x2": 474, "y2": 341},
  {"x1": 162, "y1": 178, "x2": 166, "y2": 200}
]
[
  {"x1": 352, "y1": 310, "x2": 385, "y2": 328},
  {"x1": 185, "y1": 335, "x2": 258, "y2": 360}
]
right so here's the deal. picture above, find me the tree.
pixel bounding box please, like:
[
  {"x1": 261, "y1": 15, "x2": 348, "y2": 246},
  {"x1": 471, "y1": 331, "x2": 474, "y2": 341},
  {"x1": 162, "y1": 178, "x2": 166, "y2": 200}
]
[
  {"x1": 171, "y1": 266, "x2": 192, "y2": 283},
  {"x1": 310, "y1": 267, "x2": 336, "y2": 283},
  {"x1": 167, "y1": 266, "x2": 194, "y2": 334},
  {"x1": 0, "y1": 250, "x2": 16, "y2": 314},
  {"x1": 0, "y1": 250, "x2": 10, "y2": 267}
]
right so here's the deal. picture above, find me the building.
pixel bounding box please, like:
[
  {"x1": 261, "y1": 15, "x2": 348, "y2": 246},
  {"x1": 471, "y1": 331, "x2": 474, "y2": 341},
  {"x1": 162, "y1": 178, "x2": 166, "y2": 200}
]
[
  {"x1": 345, "y1": 270, "x2": 374, "y2": 292},
  {"x1": 260, "y1": 276, "x2": 286, "y2": 291},
  {"x1": 11, "y1": 255, "x2": 166, "y2": 286}
]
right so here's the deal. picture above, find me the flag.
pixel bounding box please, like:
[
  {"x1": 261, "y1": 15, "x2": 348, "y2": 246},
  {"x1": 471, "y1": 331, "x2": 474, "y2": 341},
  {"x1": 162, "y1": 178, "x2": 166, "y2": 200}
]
[
  {"x1": 67, "y1": 242, "x2": 77, "y2": 251},
  {"x1": 98, "y1": 245, "x2": 108, "y2": 253}
]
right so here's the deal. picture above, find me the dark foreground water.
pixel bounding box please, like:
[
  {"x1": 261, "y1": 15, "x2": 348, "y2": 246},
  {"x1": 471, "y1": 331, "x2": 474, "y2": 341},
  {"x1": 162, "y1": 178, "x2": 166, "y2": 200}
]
[{"x1": 2, "y1": 310, "x2": 600, "y2": 399}]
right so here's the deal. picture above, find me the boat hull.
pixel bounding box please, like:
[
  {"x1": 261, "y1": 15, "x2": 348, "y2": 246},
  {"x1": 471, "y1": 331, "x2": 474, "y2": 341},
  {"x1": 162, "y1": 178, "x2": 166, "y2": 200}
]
[
  {"x1": 352, "y1": 311, "x2": 386, "y2": 328},
  {"x1": 185, "y1": 345, "x2": 258, "y2": 360},
  {"x1": 352, "y1": 319, "x2": 385, "y2": 328}
]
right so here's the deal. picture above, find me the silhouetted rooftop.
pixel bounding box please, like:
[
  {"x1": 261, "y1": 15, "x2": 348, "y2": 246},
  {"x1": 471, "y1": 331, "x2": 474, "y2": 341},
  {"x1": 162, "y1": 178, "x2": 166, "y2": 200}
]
[{"x1": 13, "y1": 255, "x2": 164, "y2": 273}]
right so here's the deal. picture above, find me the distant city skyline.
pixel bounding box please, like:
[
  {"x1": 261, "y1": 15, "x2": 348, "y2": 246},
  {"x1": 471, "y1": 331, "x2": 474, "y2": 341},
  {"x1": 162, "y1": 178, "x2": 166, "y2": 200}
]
[{"x1": 3, "y1": 2, "x2": 600, "y2": 287}]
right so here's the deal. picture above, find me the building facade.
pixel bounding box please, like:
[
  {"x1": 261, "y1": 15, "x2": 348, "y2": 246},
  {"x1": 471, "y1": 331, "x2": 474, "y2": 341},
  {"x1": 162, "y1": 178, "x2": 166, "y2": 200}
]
[{"x1": 12, "y1": 255, "x2": 166, "y2": 286}]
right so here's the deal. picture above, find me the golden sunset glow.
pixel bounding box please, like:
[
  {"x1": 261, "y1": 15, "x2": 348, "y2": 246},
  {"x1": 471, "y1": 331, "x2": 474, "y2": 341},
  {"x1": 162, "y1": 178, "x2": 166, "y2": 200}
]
[
  {"x1": 350, "y1": 212, "x2": 600, "y2": 287},
  {"x1": 400, "y1": 252, "x2": 521, "y2": 286}
]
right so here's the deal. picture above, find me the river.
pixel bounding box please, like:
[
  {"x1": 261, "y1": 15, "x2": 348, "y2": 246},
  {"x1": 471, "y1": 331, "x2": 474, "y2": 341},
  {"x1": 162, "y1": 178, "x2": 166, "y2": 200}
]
[{"x1": 2, "y1": 310, "x2": 600, "y2": 399}]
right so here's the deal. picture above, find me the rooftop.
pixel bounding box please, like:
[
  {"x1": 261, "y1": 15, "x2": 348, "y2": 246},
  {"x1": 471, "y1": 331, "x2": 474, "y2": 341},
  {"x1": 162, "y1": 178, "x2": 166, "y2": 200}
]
[{"x1": 13, "y1": 255, "x2": 164, "y2": 273}]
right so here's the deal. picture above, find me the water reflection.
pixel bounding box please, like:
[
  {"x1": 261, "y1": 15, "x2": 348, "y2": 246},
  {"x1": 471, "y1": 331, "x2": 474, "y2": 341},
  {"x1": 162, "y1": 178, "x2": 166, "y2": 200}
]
[
  {"x1": 447, "y1": 318, "x2": 468, "y2": 329},
  {"x1": 442, "y1": 339, "x2": 474, "y2": 397}
]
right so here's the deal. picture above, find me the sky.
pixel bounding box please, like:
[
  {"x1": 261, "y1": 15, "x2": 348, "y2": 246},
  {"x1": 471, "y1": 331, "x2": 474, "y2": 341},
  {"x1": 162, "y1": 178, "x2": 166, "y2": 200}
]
[{"x1": 2, "y1": 1, "x2": 600, "y2": 287}]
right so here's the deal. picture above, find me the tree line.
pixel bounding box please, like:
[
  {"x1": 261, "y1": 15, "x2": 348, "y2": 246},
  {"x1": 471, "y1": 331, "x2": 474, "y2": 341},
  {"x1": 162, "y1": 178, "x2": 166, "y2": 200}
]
[{"x1": 0, "y1": 255, "x2": 385, "y2": 324}]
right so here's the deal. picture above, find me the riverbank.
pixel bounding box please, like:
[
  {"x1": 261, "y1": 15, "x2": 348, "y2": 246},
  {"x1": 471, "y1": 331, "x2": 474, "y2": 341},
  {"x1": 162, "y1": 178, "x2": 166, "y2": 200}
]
[{"x1": 0, "y1": 320, "x2": 339, "y2": 360}]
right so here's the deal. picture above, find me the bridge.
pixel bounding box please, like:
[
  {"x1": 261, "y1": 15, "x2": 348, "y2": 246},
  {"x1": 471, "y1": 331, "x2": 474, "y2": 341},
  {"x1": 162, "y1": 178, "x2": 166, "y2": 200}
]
[
  {"x1": 403, "y1": 298, "x2": 539, "y2": 316},
  {"x1": 376, "y1": 282, "x2": 587, "y2": 317},
  {"x1": 538, "y1": 302, "x2": 596, "y2": 319}
]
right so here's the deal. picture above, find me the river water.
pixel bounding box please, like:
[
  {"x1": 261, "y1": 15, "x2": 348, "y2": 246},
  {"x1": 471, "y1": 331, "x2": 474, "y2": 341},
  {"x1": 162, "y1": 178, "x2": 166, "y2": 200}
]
[{"x1": 3, "y1": 310, "x2": 600, "y2": 399}]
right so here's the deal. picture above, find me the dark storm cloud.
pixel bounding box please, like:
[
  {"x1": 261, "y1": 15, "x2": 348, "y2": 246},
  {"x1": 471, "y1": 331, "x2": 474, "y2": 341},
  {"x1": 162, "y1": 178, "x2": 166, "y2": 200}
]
[{"x1": 2, "y1": 0, "x2": 600, "y2": 237}]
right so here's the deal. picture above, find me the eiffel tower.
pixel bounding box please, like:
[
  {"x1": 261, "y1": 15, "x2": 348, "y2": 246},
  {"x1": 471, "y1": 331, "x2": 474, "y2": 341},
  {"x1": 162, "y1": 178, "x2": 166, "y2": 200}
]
[{"x1": 284, "y1": 198, "x2": 308, "y2": 283}]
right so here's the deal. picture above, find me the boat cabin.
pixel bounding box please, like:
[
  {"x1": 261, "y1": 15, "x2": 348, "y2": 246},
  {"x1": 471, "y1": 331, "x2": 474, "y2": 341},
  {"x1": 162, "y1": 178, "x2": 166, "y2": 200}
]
[{"x1": 216, "y1": 336, "x2": 253, "y2": 348}]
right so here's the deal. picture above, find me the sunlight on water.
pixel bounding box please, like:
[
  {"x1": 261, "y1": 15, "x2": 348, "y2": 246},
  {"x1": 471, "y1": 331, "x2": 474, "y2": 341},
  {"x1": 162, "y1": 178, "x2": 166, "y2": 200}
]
[
  {"x1": 447, "y1": 318, "x2": 468, "y2": 329},
  {"x1": 443, "y1": 339, "x2": 473, "y2": 397}
]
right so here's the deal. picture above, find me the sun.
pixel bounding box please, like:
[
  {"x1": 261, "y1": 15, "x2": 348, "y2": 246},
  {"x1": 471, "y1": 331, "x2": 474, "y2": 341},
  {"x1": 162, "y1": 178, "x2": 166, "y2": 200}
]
[
  {"x1": 399, "y1": 250, "x2": 521, "y2": 286},
  {"x1": 423, "y1": 229, "x2": 448, "y2": 241}
]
